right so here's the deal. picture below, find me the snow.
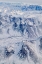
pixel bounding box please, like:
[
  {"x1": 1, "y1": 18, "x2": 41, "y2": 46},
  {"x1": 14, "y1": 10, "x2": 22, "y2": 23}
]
[{"x1": 0, "y1": 2, "x2": 42, "y2": 64}]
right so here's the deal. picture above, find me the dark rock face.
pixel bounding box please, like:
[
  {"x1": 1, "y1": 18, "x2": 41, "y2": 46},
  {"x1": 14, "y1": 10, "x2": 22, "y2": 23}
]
[
  {"x1": 18, "y1": 45, "x2": 27, "y2": 59},
  {"x1": 19, "y1": 23, "x2": 25, "y2": 34},
  {"x1": 13, "y1": 23, "x2": 18, "y2": 29},
  {"x1": 4, "y1": 48, "x2": 14, "y2": 57},
  {"x1": 40, "y1": 38, "x2": 42, "y2": 49},
  {"x1": 10, "y1": 17, "x2": 16, "y2": 23},
  {"x1": 0, "y1": 21, "x2": 2, "y2": 25}
]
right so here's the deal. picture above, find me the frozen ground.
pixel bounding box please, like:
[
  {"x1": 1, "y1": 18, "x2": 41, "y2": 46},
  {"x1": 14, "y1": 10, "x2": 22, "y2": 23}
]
[{"x1": 0, "y1": 2, "x2": 42, "y2": 64}]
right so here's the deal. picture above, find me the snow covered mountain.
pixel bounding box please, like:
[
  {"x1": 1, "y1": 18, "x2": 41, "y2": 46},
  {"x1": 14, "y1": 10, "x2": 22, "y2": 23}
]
[
  {"x1": 0, "y1": 2, "x2": 42, "y2": 64},
  {"x1": 0, "y1": 2, "x2": 42, "y2": 11}
]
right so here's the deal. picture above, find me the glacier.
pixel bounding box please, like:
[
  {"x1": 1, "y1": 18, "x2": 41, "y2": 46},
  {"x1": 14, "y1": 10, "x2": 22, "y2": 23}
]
[{"x1": 0, "y1": 2, "x2": 42, "y2": 64}]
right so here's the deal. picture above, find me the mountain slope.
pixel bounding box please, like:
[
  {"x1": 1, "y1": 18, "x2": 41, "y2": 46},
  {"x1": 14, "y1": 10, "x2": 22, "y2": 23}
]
[{"x1": 0, "y1": 2, "x2": 42, "y2": 64}]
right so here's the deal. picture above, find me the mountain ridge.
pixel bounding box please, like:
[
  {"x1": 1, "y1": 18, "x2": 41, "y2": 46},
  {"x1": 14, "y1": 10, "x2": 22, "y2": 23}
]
[{"x1": 0, "y1": 2, "x2": 42, "y2": 11}]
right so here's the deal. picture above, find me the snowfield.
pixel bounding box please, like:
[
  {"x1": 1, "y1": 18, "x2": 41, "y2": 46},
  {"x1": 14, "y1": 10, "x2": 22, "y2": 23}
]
[{"x1": 0, "y1": 2, "x2": 42, "y2": 64}]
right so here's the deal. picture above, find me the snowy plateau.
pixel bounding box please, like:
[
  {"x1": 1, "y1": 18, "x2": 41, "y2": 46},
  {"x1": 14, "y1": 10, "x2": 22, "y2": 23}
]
[{"x1": 0, "y1": 2, "x2": 42, "y2": 64}]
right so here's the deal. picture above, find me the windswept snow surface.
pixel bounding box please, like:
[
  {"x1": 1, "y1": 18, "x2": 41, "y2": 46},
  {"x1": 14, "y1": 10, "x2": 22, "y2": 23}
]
[{"x1": 0, "y1": 2, "x2": 42, "y2": 64}]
